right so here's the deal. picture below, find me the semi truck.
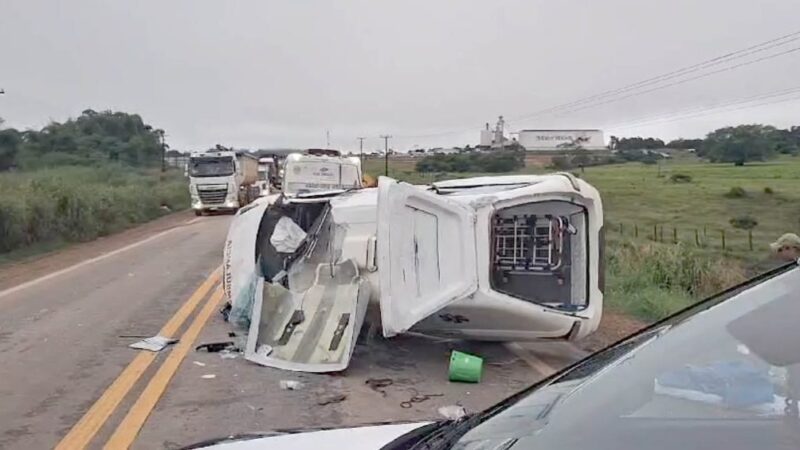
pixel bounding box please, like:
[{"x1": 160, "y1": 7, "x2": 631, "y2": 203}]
[
  {"x1": 256, "y1": 156, "x2": 279, "y2": 194},
  {"x1": 188, "y1": 148, "x2": 260, "y2": 215}
]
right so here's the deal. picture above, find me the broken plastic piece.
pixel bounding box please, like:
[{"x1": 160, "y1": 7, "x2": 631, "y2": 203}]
[
  {"x1": 365, "y1": 378, "x2": 394, "y2": 397},
  {"x1": 438, "y1": 405, "x2": 467, "y2": 420},
  {"x1": 128, "y1": 335, "x2": 178, "y2": 352},
  {"x1": 316, "y1": 393, "x2": 347, "y2": 405},
  {"x1": 196, "y1": 341, "x2": 236, "y2": 353},
  {"x1": 279, "y1": 380, "x2": 304, "y2": 390}
]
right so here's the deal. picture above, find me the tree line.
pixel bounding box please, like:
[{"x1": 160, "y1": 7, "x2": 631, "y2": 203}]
[
  {"x1": 0, "y1": 109, "x2": 166, "y2": 171},
  {"x1": 611, "y1": 124, "x2": 800, "y2": 165}
]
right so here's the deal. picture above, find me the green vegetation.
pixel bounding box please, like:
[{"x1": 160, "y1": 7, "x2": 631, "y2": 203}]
[
  {"x1": 724, "y1": 186, "x2": 748, "y2": 198},
  {"x1": 669, "y1": 173, "x2": 692, "y2": 183},
  {"x1": 729, "y1": 215, "x2": 758, "y2": 230},
  {"x1": 0, "y1": 110, "x2": 165, "y2": 170},
  {"x1": 606, "y1": 240, "x2": 746, "y2": 321},
  {"x1": 0, "y1": 110, "x2": 188, "y2": 259},
  {"x1": 415, "y1": 150, "x2": 525, "y2": 173},
  {"x1": 0, "y1": 166, "x2": 188, "y2": 254}
]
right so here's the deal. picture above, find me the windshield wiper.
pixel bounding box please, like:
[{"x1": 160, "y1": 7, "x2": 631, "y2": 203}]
[{"x1": 410, "y1": 413, "x2": 487, "y2": 450}]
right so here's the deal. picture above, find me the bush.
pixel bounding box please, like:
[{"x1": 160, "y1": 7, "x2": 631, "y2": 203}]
[
  {"x1": 0, "y1": 166, "x2": 189, "y2": 254},
  {"x1": 607, "y1": 241, "x2": 746, "y2": 321},
  {"x1": 729, "y1": 215, "x2": 758, "y2": 230},
  {"x1": 764, "y1": 187, "x2": 774, "y2": 194},
  {"x1": 669, "y1": 173, "x2": 692, "y2": 183},
  {"x1": 724, "y1": 186, "x2": 747, "y2": 198}
]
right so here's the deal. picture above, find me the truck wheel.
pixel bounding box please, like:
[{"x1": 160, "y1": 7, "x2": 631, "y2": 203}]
[{"x1": 194, "y1": 210, "x2": 203, "y2": 217}]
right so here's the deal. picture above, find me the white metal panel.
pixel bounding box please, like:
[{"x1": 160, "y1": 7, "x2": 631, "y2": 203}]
[{"x1": 377, "y1": 177, "x2": 478, "y2": 337}]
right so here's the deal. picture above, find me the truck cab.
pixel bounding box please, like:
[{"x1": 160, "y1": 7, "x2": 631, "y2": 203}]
[{"x1": 189, "y1": 150, "x2": 259, "y2": 215}]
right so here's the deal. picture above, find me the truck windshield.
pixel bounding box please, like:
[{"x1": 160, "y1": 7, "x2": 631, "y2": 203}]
[
  {"x1": 284, "y1": 162, "x2": 360, "y2": 195},
  {"x1": 189, "y1": 157, "x2": 234, "y2": 177}
]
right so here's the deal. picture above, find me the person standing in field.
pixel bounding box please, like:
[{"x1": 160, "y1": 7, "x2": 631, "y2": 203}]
[{"x1": 770, "y1": 233, "x2": 800, "y2": 262}]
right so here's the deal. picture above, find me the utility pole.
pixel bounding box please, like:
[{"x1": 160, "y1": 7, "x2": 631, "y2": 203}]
[
  {"x1": 159, "y1": 131, "x2": 166, "y2": 172},
  {"x1": 357, "y1": 137, "x2": 365, "y2": 164},
  {"x1": 326, "y1": 130, "x2": 331, "y2": 149},
  {"x1": 380, "y1": 135, "x2": 392, "y2": 176}
]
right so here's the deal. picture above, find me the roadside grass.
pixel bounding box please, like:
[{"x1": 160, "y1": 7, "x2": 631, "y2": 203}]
[
  {"x1": 0, "y1": 165, "x2": 189, "y2": 257},
  {"x1": 365, "y1": 154, "x2": 799, "y2": 322},
  {"x1": 606, "y1": 238, "x2": 748, "y2": 321}
]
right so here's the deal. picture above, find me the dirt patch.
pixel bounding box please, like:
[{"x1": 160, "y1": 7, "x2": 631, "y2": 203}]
[
  {"x1": 579, "y1": 310, "x2": 648, "y2": 353},
  {"x1": 0, "y1": 211, "x2": 198, "y2": 292}
]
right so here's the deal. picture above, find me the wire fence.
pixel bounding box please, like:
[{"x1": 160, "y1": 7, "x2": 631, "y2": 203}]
[{"x1": 607, "y1": 221, "x2": 766, "y2": 252}]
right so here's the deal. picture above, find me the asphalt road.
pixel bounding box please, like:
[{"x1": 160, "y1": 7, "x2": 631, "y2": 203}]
[{"x1": 0, "y1": 213, "x2": 584, "y2": 450}]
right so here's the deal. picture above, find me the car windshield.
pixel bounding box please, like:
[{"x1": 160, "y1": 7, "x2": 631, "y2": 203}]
[
  {"x1": 453, "y1": 265, "x2": 800, "y2": 450},
  {"x1": 189, "y1": 157, "x2": 235, "y2": 177}
]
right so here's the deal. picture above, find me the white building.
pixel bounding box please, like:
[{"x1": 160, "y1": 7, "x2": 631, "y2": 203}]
[{"x1": 517, "y1": 129, "x2": 606, "y2": 151}]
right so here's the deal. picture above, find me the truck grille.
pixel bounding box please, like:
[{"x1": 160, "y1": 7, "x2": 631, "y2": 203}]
[{"x1": 198, "y1": 187, "x2": 228, "y2": 205}]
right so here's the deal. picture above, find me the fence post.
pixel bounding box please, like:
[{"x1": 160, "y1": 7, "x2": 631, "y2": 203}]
[
  {"x1": 703, "y1": 225, "x2": 707, "y2": 237},
  {"x1": 653, "y1": 224, "x2": 657, "y2": 241},
  {"x1": 673, "y1": 227, "x2": 678, "y2": 244},
  {"x1": 634, "y1": 224, "x2": 639, "y2": 238},
  {"x1": 748, "y1": 229, "x2": 753, "y2": 251},
  {"x1": 695, "y1": 229, "x2": 700, "y2": 247},
  {"x1": 721, "y1": 229, "x2": 726, "y2": 250}
]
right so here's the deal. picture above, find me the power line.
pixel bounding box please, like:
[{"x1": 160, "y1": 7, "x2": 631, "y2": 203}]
[
  {"x1": 608, "y1": 90, "x2": 800, "y2": 131},
  {"x1": 521, "y1": 45, "x2": 800, "y2": 120},
  {"x1": 398, "y1": 30, "x2": 800, "y2": 139},
  {"x1": 606, "y1": 85, "x2": 800, "y2": 129},
  {"x1": 511, "y1": 30, "x2": 800, "y2": 121}
]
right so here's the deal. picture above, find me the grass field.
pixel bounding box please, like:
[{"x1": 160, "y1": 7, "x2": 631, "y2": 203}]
[
  {"x1": 0, "y1": 165, "x2": 189, "y2": 261},
  {"x1": 364, "y1": 153, "x2": 800, "y2": 321}
]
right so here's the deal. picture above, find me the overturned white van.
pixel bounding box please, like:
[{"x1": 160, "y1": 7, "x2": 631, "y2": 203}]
[{"x1": 222, "y1": 173, "x2": 604, "y2": 372}]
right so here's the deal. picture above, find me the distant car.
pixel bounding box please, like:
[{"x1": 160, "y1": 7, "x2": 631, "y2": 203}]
[
  {"x1": 195, "y1": 261, "x2": 800, "y2": 449},
  {"x1": 223, "y1": 173, "x2": 604, "y2": 372}
]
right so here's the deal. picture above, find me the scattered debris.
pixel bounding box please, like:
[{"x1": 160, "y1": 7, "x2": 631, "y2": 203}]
[
  {"x1": 316, "y1": 393, "x2": 347, "y2": 405},
  {"x1": 220, "y1": 350, "x2": 239, "y2": 360},
  {"x1": 201, "y1": 374, "x2": 217, "y2": 379},
  {"x1": 438, "y1": 405, "x2": 467, "y2": 420},
  {"x1": 193, "y1": 361, "x2": 207, "y2": 367},
  {"x1": 256, "y1": 344, "x2": 274, "y2": 357},
  {"x1": 279, "y1": 380, "x2": 304, "y2": 391},
  {"x1": 400, "y1": 389, "x2": 444, "y2": 409},
  {"x1": 487, "y1": 357, "x2": 520, "y2": 367},
  {"x1": 129, "y1": 335, "x2": 179, "y2": 352},
  {"x1": 220, "y1": 302, "x2": 232, "y2": 322},
  {"x1": 228, "y1": 331, "x2": 237, "y2": 338},
  {"x1": 365, "y1": 378, "x2": 394, "y2": 397},
  {"x1": 196, "y1": 341, "x2": 236, "y2": 353}
]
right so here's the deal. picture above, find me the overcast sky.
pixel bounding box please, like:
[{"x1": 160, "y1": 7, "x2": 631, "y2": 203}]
[{"x1": 2, "y1": 0, "x2": 800, "y2": 151}]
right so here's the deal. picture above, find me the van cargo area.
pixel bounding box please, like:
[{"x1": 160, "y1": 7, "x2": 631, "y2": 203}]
[{"x1": 490, "y1": 200, "x2": 587, "y2": 311}]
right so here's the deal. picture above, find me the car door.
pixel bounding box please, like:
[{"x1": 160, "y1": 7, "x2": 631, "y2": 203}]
[{"x1": 377, "y1": 177, "x2": 478, "y2": 337}]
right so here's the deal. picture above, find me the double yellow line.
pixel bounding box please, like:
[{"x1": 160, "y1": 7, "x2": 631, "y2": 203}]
[{"x1": 56, "y1": 267, "x2": 224, "y2": 450}]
